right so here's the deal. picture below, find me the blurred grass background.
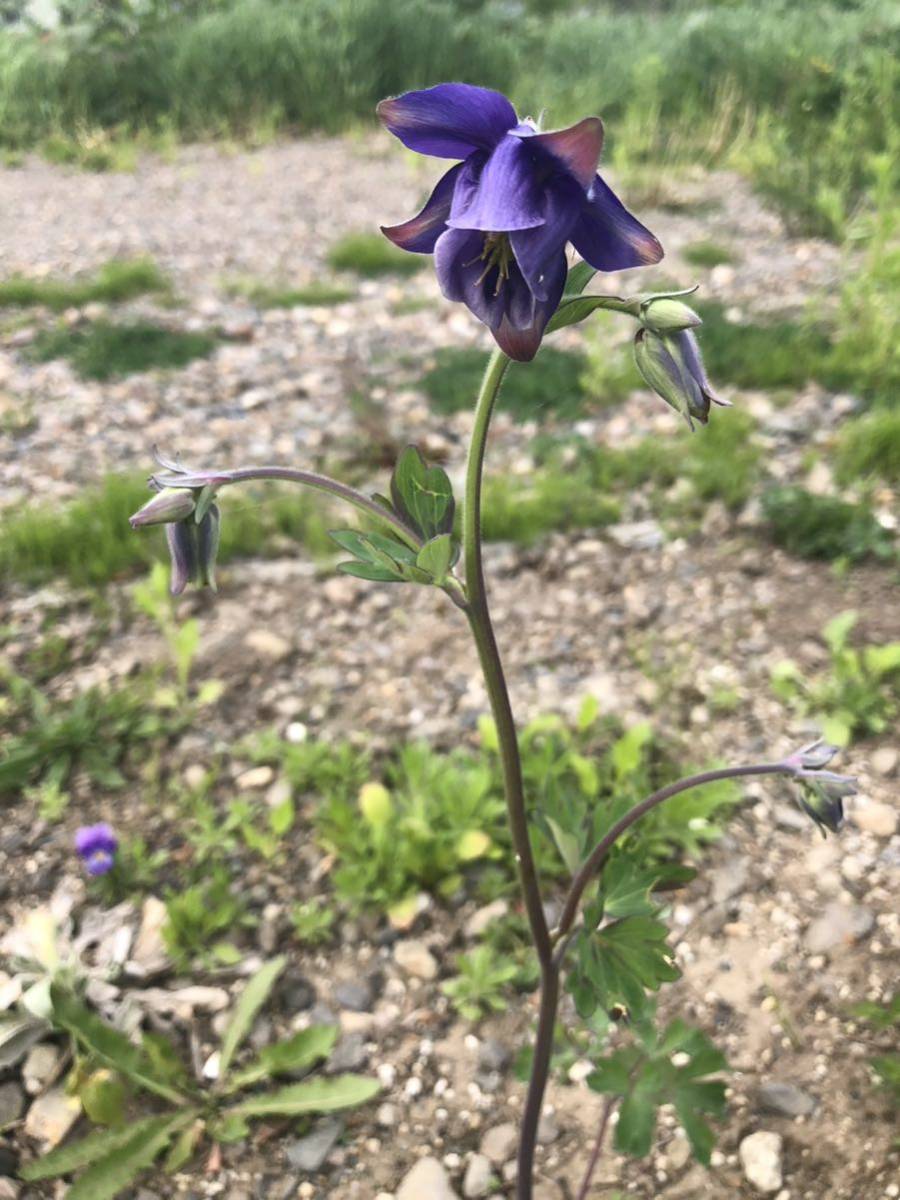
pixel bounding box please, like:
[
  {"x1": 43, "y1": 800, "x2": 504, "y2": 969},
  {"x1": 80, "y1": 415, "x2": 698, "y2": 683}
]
[{"x1": 0, "y1": 0, "x2": 896, "y2": 240}]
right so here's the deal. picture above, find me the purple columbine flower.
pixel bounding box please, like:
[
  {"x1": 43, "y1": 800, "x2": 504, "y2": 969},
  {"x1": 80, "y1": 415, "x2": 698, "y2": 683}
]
[
  {"x1": 75, "y1": 823, "x2": 118, "y2": 876},
  {"x1": 377, "y1": 82, "x2": 663, "y2": 361}
]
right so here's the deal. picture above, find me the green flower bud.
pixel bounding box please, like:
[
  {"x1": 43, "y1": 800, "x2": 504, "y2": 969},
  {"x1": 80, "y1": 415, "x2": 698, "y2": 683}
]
[
  {"x1": 129, "y1": 487, "x2": 195, "y2": 528},
  {"x1": 633, "y1": 328, "x2": 728, "y2": 430},
  {"x1": 639, "y1": 296, "x2": 702, "y2": 334}
]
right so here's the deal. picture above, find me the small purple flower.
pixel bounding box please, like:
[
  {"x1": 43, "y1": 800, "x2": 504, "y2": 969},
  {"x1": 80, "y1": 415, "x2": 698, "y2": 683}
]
[
  {"x1": 75, "y1": 824, "x2": 118, "y2": 876},
  {"x1": 130, "y1": 455, "x2": 221, "y2": 596},
  {"x1": 782, "y1": 741, "x2": 856, "y2": 836},
  {"x1": 377, "y1": 83, "x2": 663, "y2": 361}
]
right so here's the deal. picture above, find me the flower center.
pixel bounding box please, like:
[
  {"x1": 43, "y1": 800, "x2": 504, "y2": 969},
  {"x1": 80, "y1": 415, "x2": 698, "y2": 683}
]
[{"x1": 475, "y1": 233, "x2": 514, "y2": 296}]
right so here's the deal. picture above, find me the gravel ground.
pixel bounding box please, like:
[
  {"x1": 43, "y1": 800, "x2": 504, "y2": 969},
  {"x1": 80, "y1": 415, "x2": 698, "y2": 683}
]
[{"x1": 0, "y1": 139, "x2": 896, "y2": 1200}]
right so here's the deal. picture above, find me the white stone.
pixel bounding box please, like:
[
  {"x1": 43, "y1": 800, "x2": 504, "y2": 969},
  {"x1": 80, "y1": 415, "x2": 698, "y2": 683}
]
[
  {"x1": 464, "y1": 900, "x2": 509, "y2": 941},
  {"x1": 394, "y1": 939, "x2": 438, "y2": 980},
  {"x1": 24, "y1": 1088, "x2": 81, "y2": 1146},
  {"x1": 479, "y1": 1122, "x2": 518, "y2": 1165},
  {"x1": 462, "y1": 1154, "x2": 494, "y2": 1198},
  {"x1": 739, "y1": 1131, "x2": 784, "y2": 1194},
  {"x1": 396, "y1": 1156, "x2": 459, "y2": 1200},
  {"x1": 852, "y1": 801, "x2": 897, "y2": 838},
  {"x1": 244, "y1": 629, "x2": 291, "y2": 660}
]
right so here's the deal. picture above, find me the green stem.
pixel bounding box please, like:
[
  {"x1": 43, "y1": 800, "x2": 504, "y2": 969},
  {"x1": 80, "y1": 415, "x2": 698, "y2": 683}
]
[{"x1": 462, "y1": 347, "x2": 554, "y2": 1200}]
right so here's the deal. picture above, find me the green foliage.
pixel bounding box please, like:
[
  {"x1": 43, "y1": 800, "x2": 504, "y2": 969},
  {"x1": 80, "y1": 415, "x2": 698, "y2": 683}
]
[
  {"x1": 0, "y1": 258, "x2": 170, "y2": 310},
  {"x1": 851, "y1": 994, "x2": 900, "y2": 1107},
  {"x1": 568, "y1": 912, "x2": 680, "y2": 1021},
  {"x1": 162, "y1": 866, "x2": 252, "y2": 968},
  {"x1": 588, "y1": 1015, "x2": 727, "y2": 1164},
  {"x1": 0, "y1": 473, "x2": 333, "y2": 588},
  {"x1": 132, "y1": 563, "x2": 202, "y2": 700},
  {"x1": 692, "y1": 301, "x2": 835, "y2": 391},
  {"x1": 226, "y1": 278, "x2": 354, "y2": 307},
  {"x1": 254, "y1": 706, "x2": 738, "y2": 916},
  {"x1": 27, "y1": 320, "x2": 218, "y2": 380},
  {"x1": 834, "y1": 409, "x2": 900, "y2": 485},
  {"x1": 827, "y1": 190, "x2": 900, "y2": 405},
  {"x1": 0, "y1": 668, "x2": 171, "y2": 798},
  {"x1": 23, "y1": 967, "x2": 377, "y2": 1198},
  {"x1": 771, "y1": 610, "x2": 900, "y2": 745},
  {"x1": 761, "y1": 486, "x2": 894, "y2": 563},
  {"x1": 290, "y1": 898, "x2": 337, "y2": 946},
  {"x1": 480, "y1": 468, "x2": 621, "y2": 544},
  {"x1": 422, "y1": 346, "x2": 589, "y2": 423},
  {"x1": 442, "y1": 945, "x2": 520, "y2": 1021},
  {"x1": 315, "y1": 743, "x2": 506, "y2": 912},
  {"x1": 681, "y1": 408, "x2": 760, "y2": 511},
  {"x1": 327, "y1": 232, "x2": 423, "y2": 278},
  {"x1": 681, "y1": 240, "x2": 737, "y2": 269}
]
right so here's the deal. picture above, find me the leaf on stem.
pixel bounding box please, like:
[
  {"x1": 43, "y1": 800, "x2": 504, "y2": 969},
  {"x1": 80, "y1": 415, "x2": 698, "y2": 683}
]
[
  {"x1": 218, "y1": 955, "x2": 287, "y2": 1080},
  {"x1": 390, "y1": 446, "x2": 455, "y2": 541}
]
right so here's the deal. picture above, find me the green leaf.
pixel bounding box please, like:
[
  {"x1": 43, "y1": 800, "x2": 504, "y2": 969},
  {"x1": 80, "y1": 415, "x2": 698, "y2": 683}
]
[
  {"x1": 546, "y1": 292, "x2": 629, "y2": 334},
  {"x1": 616, "y1": 1082, "x2": 657, "y2": 1157},
  {"x1": 823, "y1": 609, "x2": 857, "y2": 653},
  {"x1": 390, "y1": 445, "x2": 455, "y2": 540},
  {"x1": 50, "y1": 986, "x2": 186, "y2": 1105},
  {"x1": 228, "y1": 1073, "x2": 380, "y2": 1118},
  {"x1": 338, "y1": 560, "x2": 405, "y2": 582},
  {"x1": 219, "y1": 955, "x2": 287, "y2": 1080},
  {"x1": 564, "y1": 261, "x2": 598, "y2": 296},
  {"x1": 163, "y1": 1118, "x2": 204, "y2": 1172},
  {"x1": 569, "y1": 917, "x2": 679, "y2": 1020},
  {"x1": 416, "y1": 533, "x2": 454, "y2": 584},
  {"x1": 600, "y1": 857, "x2": 664, "y2": 920},
  {"x1": 20, "y1": 1116, "x2": 170, "y2": 1180},
  {"x1": 78, "y1": 1069, "x2": 128, "y2": 1127},
  {"x1": 225, "y1": 1025, "x2": 338, "y2": 1093},
  {"x1": 64, "y1": 1111, "x2": 194, "y2": 1200},
  {"x1": 609, "y1": 723, "x2": 653, "y2": 779},
  {"x1": 545, "y1": 815, "x2": 582, "y2": 877}
]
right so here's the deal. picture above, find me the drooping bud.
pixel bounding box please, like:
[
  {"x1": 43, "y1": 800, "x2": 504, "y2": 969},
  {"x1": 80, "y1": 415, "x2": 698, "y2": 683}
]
[
  {"x1": 633, "y1": 327, "x2": 728, "y2": 430},
  {"x1": 639, "y1": 296, "x2": 702, "y2": 334},
  {"x1": 129, "y1": 487, "x2": 195, "y2": 528},
  {"x1": 795, "y1": 772, "x2": 855, "y2": 836},
  {"x1": 783, "y1": 739, "x2": 840, "y2": 772},
  {"x1": 163, "y1": 504, "x2": 221, "y2": 596},
  {"x1": 196, "y1": 503, "x2": 221, "y2": 592}
]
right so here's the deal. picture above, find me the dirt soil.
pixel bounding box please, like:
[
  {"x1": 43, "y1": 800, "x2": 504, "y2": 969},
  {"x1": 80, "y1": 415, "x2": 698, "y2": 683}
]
[{"x1": 0, "y1": 139, "x2": 896, "y2": 1200}]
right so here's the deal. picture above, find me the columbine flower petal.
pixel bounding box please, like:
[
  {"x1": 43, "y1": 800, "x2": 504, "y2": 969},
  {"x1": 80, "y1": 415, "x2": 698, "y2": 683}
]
[
  {"x1": 571, "y1": 174, "x2": 664, "y2": 271},
  {"x1": 381, "y1": 163, "x2": 463, "y2": 253},
  {"x1": 510, "y1": 175, "x2": 584, "y2": 301},
  {"x1": 376, "y1": 83, "x2": 517, "y2": 159},
  {"x1": 492, "y1": 251, "x2": 568, "y2": 363},
  {"x1": 514, "y1": 116, "x2": 605, "y2": 190},
  {"x1": 166, "y1": 521, "x2": 198, "y2": 596},
  {"x1": 448, "y1": 134, "x2": 545, "y2": 232}
]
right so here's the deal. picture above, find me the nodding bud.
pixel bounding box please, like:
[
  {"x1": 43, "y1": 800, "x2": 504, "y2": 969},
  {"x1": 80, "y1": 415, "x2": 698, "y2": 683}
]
[
  {"x1": 795, "y1": 772, "x2": 855, "y2": 836},
  {"x1": 129, "y1": 487, "x2": 195, "y2": 528},
  {"x1": 639, "y1": 296, "x2": 702, "y2": 334},
  {"x1": 633, "y1": 327, "x2": 728, "y2": 430},
  {"x1": 164, "y1": 505, "x2": 220, "y2": 596},
  {"x1": 784, "y1": 739, "x2": 841, "y2": 772}
]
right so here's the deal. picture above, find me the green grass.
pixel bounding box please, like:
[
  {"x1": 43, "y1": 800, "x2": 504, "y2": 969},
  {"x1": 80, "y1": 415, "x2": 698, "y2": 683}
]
[
  {"x1": 683, "y1": 409, "x2": 760, "y2": 511},
  {"x1": 481, "y1": 470, "x2": 621, "y2": 544},
  {"x1": 0, "y1": 258, "x2": 170, "y2": 311},
  {"x1": 0, "y1": 474, "x2": 335, "y2": 588},
  {"x1": 834, "y1": 410, "x2": 900, "y2": 485},
  {"x1": 226, "y1": 278, "x2": 354, "y2": 307},
  {"x1": 693, "y1": 301, "x2": 837, "y2": 392},
  {"x1": 761, "y1": 486, "x2": 894, "y2": 563},
  {"x1": 423, "y1": 346, "x2": 589, "y2": 423},
  {"x1": 681, "y1": 240, "x2": 737, "y2": 269},
  {"x1": 27, "y1": 321, "x2": 218, "y2": 380},
  {"x1": 327, "y1": 232, "x2": 423, "y2": 278}
]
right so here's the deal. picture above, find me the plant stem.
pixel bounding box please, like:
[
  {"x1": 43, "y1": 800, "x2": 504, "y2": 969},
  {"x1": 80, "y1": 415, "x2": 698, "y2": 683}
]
[
  {"x1": 575, "y1": 1095, "x2": 618, "y2": 1200},
  {"x1": 555, "y1": 762, "x2": 790, "y2": 952},
  {"x1": 152, "y1": 464, "x2": 422, "y2": 549},
  {"x1": 462, "y1": 347, "x2": 555, "y2": 1199}
]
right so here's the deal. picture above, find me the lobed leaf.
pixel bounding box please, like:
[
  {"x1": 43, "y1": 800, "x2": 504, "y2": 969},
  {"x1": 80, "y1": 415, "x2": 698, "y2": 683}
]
[
  {"x1": 225, "y1": 1025, "x2": 338, "y2": 1093},
  {"x1": 390, "y1": 446, "x2": 455, "y2": 541}
]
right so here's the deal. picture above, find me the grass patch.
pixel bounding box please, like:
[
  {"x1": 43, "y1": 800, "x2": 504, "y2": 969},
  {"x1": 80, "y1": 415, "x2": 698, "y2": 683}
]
[
  {"x1": 683, "y1": 409, "x2": 761, "y2": 511},
  {"x1": 694, "y1": 301, "x2": 836, "y2": 392},
  {"x1": 0, "y1": 258, "x2": 170, "y2": 311},
  {"x1": 0, "y1": 474, "x2": 335, "y2": 589},
  {"x1": 423, "y1": 346, "x2": 589, "y2": 424},
  {"x1": 27, "y1": 321, "x2": 218, "y2": 380},
  {"x1": 481, "y1": 470, "x2": 621, "y2": 544},
  {"x1": 681, "y1": 240, "x2": 737, "y2": 269},
  {"x1": 834, "y1": 410, "x2": 900, "y2": 485},
  {"x1": 226, "y1": 278, "x2": 354, "y2": 308},
  {"x1": 327, "y1": 232, "x2": 423, "y2": 278},
  {"x1": 761, "y1": 486, "x2": 894, "y2": 564}
]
